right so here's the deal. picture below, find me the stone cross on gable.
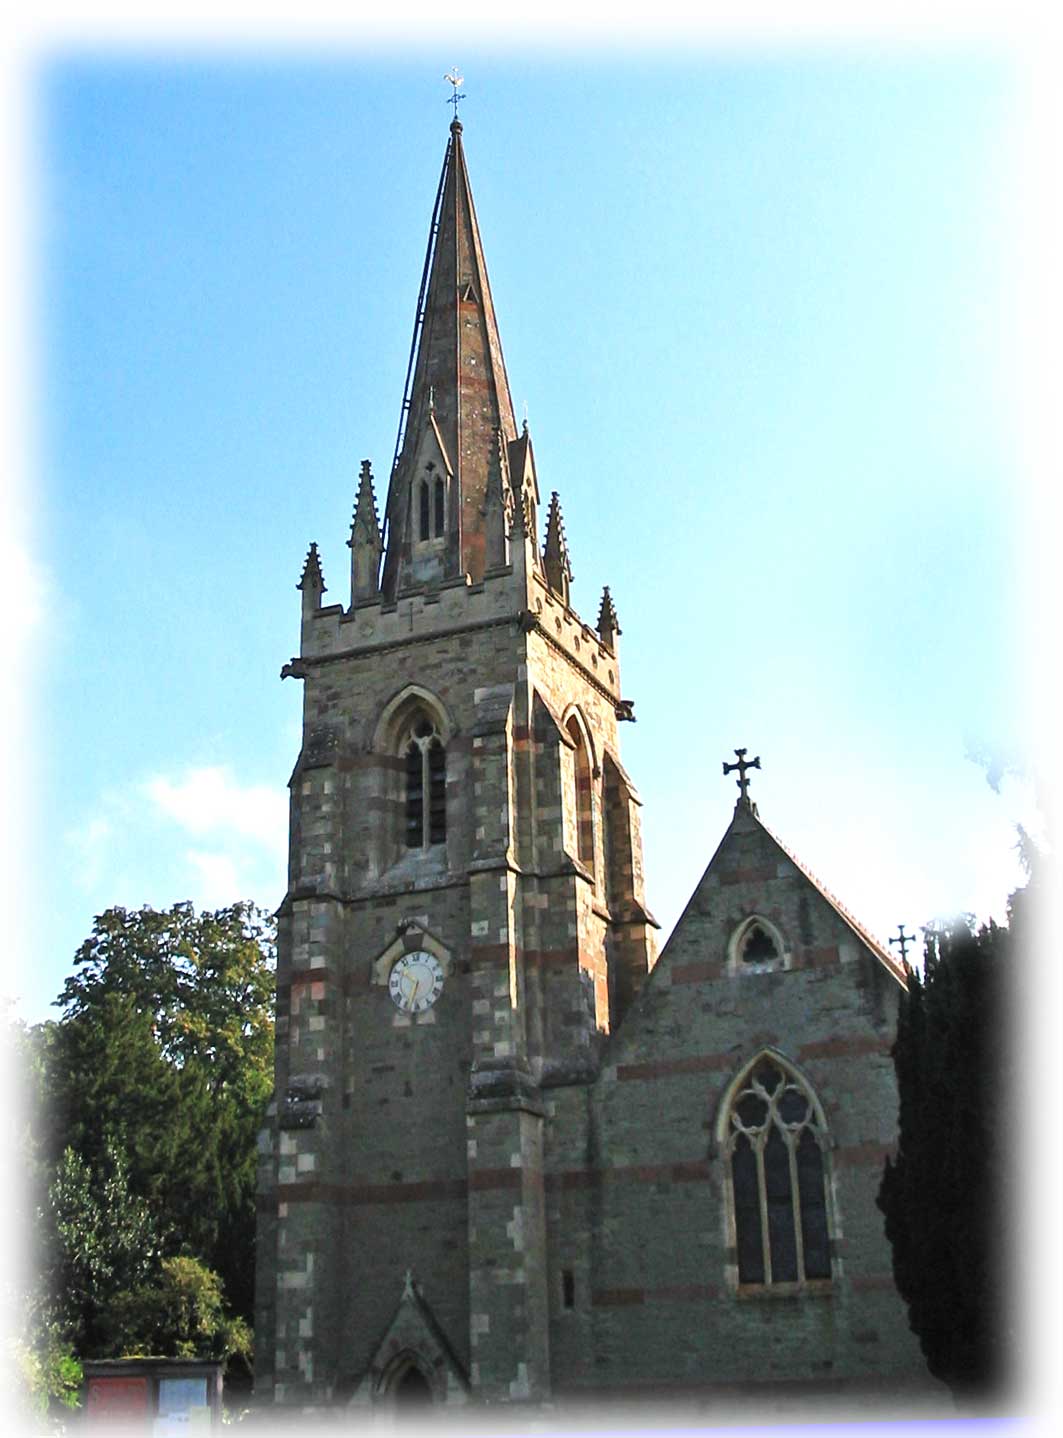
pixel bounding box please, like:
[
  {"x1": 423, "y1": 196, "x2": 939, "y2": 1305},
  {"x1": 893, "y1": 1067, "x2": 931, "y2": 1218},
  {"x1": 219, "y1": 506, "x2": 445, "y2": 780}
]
[
  {"x1": 723, "y1": 747, "x2": 761, "y2": 802},
  {"x1": 890, "y1": 924, "x2": 917, "y2": 964}
]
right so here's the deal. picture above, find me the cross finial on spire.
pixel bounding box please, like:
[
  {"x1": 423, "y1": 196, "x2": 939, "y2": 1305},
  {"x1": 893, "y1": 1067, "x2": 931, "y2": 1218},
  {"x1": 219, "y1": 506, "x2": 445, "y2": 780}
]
[
  {"x1": 723, "y1": 747, "x2": 761, "y2": 803},
  {"x1": 444, "y1": 69, "x2": 466, "y2": 126},
  {"x1": 889, "y1": 924, "x2": 917, "y2": 964}
]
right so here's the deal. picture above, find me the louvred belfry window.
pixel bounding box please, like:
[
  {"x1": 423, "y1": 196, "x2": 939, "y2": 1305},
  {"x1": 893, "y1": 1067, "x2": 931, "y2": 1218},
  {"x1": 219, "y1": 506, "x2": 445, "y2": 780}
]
[
  {"x1": 726, "y1": 1056, "x2": 832, "y2": 1285},
  {"x1": 404, "y1": 718, "x2": 446, "y2": 848}
]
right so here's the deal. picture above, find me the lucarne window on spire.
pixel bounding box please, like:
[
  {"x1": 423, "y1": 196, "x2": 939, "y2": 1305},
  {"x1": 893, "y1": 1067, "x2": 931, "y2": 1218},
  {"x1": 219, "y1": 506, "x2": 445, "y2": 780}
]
[{"x1": 419, "y1": 481, "x2": 431, "y2": 542}]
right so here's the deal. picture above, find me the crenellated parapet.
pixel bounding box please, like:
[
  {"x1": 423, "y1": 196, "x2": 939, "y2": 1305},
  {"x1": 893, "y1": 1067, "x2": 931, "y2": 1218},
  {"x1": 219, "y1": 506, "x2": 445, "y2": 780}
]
[{"x1": 288, "y1": 545, "x2": 627, "y2": 720}]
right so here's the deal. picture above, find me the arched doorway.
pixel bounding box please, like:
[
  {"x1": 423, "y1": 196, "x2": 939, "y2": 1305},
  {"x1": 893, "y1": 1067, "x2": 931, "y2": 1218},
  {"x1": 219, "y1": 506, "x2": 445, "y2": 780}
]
[
  {"x1": 394, "y1": 1366, "x2": 432, "y2": 1406},
  {"x1": 390, "y1": 1361, "x2": 433, "y2": 1408}
]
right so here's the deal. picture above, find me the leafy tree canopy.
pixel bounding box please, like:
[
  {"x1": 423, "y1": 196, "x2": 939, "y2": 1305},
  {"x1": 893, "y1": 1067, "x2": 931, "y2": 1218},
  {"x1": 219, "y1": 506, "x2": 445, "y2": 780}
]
[
  {"x1": 99, "y1": 1256, "x2": 253, "y2": 1370},
  {"x1": 43, "y1": 1138, "x2": 172, "y2": 1355},
  {"x1": 42, "y1": 902, "x2": 276, "y2": 1330}
]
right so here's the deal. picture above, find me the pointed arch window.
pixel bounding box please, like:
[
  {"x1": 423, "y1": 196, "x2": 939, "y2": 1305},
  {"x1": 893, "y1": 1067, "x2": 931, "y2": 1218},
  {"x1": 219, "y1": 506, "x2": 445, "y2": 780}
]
[
  {"x1": 433, "y1": 477, "x2": 445, "y2": 537},
  {"x1": 725, "y1": 1055, "x2": 832, "y2": 1286},
  {"x1": 728, "y1": 916, "x2": 789, "y2": 974},
  {"x1": 566, "y1": 716, "x2": 594, "y2": 869},
  {"x1": 403, "y1": 717, "x2": 446, "y2": 848}
]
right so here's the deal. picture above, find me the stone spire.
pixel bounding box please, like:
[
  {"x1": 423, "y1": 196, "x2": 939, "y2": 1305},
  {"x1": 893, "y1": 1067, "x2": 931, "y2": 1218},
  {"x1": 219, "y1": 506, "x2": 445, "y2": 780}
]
[
  {"x1": 348, "y1": 459, "x2": 382, "y2": 604},
  {"x1": 381, "y1": 119, "x2": 519, "y2": 598},
  {"x1": 597, "y1": 585, "x2": 620, "y2": 652},
  {"x1": 542, "y1": 491, "x2": 572, "y2": 605}
]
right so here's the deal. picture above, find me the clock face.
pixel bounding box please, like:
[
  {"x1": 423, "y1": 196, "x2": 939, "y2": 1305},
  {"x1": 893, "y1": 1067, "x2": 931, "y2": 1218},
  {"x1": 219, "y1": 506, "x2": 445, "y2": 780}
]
[{"x1": 388, "y1": 950, "x2": 444, "y2": 1013}]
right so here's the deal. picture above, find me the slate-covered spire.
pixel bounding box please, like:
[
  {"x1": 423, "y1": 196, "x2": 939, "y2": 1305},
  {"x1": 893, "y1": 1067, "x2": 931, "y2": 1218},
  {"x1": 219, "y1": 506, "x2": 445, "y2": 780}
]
[
  {"x1": 597, "y1": 585, "x2": 620, "y2": 652},
  {"x1": 542, "y1": 491, "x2": 573, "y2": 605},
  {"x1": 381, "y1": 118, "x2": 519, "y2": 598},
  {"x1": 348, "y1": 459, "x2": 382, "y2": 604}
]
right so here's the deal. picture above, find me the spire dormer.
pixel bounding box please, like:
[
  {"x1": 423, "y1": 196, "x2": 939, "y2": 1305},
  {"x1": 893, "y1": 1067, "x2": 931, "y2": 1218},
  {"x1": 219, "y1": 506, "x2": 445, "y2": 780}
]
[
  {"x1": 348, "y1": 460, "x2": 382, "y2": 605},
  {"x1": 542, "y1": 491, "x2": 572, "y2": 605},
  {"x1": 507, "y1": 420, "x2": 541, "y2": 573}
]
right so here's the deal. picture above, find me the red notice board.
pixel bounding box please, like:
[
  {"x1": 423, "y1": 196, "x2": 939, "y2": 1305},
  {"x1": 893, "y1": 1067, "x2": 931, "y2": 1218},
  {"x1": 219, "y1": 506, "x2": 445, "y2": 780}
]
[{"x1": 86, "y1": 1375, "x2": 151, "y2": 1422}]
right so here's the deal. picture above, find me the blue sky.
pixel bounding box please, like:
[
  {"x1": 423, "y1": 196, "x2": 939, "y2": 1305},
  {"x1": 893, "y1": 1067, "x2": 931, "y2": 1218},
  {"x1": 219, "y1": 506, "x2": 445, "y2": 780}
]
[{"x1": 13, "y1": 47, "x2": 1036, "y2": 1023}]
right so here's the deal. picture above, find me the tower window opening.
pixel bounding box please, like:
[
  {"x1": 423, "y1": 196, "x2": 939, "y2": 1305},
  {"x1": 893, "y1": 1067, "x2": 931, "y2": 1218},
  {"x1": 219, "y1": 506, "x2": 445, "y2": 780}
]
[
  {"x1": 562, "y1": 1268, "x2": 575, "y2": 1310},
  {"x1": 566, "y1": 717, "x2": 594, "y2": 869},
  {"x1": 726, "y1": 1055, "x2": 832, "y2": 1286},
  {"x1": 434, "y1": 477, "x2": 446, "y2": 537},
  {"x1": 403, "y1": 718, "x2": 447, "y2": 849},
  {"x1": 418, "y1": 480, "x2": 430, "y2": 541}
]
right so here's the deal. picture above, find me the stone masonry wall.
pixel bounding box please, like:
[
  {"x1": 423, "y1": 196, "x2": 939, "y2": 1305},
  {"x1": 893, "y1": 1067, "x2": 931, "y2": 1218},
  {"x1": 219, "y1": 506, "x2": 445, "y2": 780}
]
[{"x1": 540, "y1": 805, "x2": 937, "y2": 1400}]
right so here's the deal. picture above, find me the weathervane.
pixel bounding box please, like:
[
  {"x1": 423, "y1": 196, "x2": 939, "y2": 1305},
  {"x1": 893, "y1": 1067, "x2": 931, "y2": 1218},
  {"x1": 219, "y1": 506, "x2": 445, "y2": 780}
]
[{"x1": 444, "y1": 69, "x2": 466, "y2": 122}]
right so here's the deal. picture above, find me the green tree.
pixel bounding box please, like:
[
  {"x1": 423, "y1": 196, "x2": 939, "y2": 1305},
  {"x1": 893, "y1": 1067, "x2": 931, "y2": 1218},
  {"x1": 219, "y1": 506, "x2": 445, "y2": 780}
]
[
  {"x1": 44, "y1": 902, "x2": 275, "y2": 1327},
  {"x1": 12, "y1": 1325, "x2": 82, "y2": 1430},
  {"x1": 877, "y1": 915, "x2": 1011, "y2": 1400},
  {"x1": 43, "y1": 1139, "x2": 172, "y2": 1354},
  {"x1": 99, "y1": 1256, "x2": 253, "y2": 1370}
]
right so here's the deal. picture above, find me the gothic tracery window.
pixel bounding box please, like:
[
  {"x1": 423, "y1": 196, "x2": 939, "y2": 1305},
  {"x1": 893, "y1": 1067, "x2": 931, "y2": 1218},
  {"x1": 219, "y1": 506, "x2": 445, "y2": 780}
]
[
  {"x1": 726, "y1": 1056, "x2": 832, "y2": 1286},
  {"x1": 404, "y1": 717, "x2": 446, "y2": 848}
]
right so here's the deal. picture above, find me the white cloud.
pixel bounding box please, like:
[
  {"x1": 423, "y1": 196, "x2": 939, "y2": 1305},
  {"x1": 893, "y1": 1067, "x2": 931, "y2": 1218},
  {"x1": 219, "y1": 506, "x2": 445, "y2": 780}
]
[
  {"x1": 185, "y1": 849, "x2": 244, "y2": 911},
  {"x1": 143, "y1": 765, "x2": 287, "y2": 859}
]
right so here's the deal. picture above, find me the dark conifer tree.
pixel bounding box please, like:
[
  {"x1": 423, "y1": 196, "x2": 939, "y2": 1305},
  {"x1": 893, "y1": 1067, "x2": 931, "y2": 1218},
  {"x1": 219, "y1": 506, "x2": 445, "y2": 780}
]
[{"x1": 878, "y1": 917, "x2": 1010, "y2": 1399}]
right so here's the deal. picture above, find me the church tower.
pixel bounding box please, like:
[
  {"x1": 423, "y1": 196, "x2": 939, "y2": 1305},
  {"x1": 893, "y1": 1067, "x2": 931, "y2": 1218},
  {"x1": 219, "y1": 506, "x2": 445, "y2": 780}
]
[{"x1": 255, "y1": 117, "x2": 658, "y2": 1411}]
